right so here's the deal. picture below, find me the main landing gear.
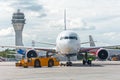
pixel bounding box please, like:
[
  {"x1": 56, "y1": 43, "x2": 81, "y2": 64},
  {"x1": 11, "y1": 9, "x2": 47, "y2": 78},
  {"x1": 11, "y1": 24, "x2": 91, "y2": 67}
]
[{"x1": 60, "y1": 53, "x2": 92, "y2": 66}]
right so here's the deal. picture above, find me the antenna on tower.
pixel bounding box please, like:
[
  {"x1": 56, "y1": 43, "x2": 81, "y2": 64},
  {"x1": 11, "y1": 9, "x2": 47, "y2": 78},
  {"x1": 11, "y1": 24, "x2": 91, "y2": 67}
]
[
  {"x1": 17, "y1": 9, "x2": 20, "y2": 13},
  {"x1": 64, "y1": 9, "x2": 67, "y2": 30}
]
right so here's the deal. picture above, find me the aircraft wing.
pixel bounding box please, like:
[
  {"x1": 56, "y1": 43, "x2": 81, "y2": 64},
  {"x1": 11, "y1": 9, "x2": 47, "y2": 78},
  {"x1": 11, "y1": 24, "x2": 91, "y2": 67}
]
[
  {"x1": 0, "y1": 45, "x2": 56, "y2": 53},
  {"x1": 35, "y1": 41, "x2": 97, "y2": 46},
  {"x1": 79, "y1": 44, "x2": 120, "y2": 54},
  {"x1": 0, "y1": 44, "x2": 120, "y2": 52}
]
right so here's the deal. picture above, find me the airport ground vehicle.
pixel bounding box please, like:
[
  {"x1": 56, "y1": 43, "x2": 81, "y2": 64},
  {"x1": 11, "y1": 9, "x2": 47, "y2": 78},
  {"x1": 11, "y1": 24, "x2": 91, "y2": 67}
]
[{"x1": 16, "y1": 57, "x2": 60, "y2": 68}]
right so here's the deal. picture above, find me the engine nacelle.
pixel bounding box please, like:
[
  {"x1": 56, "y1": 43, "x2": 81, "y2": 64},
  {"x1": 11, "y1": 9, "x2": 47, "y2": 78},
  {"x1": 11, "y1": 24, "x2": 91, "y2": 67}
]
[
  {"x1": 26, "y1": 50, "x2": 38, "y2": 58},
  {"x1": 96, "y1": 48, "x2": 108, "y2": 60}
]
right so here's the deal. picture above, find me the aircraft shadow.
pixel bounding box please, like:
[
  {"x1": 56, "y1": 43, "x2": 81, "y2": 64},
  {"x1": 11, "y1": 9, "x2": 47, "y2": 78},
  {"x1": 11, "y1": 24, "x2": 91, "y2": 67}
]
[
  {"x1": 75, "y1": 63, "x2": 105, "y2": 67},
  {"x1": 60, "y1": 63, "x2": 103, "y2": 67},
  {"x1": 72, "y1": 63, "x2": 103, "y2": 67},
  {"x1": 60, "y1": 61, "x2": 120, "y2": 67},
  {"x1": 74, "y1": 63, "x2": 120, "y2": 67}
]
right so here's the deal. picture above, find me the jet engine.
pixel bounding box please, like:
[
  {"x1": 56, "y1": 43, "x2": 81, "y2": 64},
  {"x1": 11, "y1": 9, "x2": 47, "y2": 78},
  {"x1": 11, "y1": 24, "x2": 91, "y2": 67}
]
[
  {"x1": 26, "y1": 50, "x2": 38, "y2": 58},
  {"x1": 96, "y1": 48, "x2": 108, "y2": 60}
]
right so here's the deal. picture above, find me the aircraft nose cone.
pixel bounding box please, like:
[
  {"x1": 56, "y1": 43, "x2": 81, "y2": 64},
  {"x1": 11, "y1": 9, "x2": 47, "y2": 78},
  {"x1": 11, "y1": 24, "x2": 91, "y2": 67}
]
[{"x1": 67, "y1": 40, "x2": 72, "y2": 44}]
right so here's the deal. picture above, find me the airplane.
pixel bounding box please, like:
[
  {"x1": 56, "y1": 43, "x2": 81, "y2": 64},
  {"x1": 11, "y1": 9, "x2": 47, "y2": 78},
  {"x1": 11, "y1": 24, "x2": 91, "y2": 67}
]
[
  {"x1": 1, "y1": 28, "x2": 118, "y2": 66},
  {"x1": 0, "y1": 10, "x2": 120, "y2": 66}
]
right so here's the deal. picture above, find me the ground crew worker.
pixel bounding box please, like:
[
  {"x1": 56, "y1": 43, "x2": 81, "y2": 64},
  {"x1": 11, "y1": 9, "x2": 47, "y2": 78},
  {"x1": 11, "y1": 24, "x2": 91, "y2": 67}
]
[
  {"x1": 88, "y1": 56, "x2": 92, "y2": 66},
  {"x1": 88, "y1": 57, "x2": 93, "y2": 61}
]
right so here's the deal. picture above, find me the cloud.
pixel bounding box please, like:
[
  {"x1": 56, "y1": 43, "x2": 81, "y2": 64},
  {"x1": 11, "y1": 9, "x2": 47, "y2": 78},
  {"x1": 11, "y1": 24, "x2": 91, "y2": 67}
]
[
  {"x1": 10, "y1": 0, "x2": 47, "y2": 18},
  {"x1": 15, "y1": 1, "x2": 43, "y2": 11},
  {"x1": 0, "y1": 27, "x2": 14, "y2": 37},
  {"x1": 88, "y1": 15, "x2": 120, "y2": 22},
  {"x1": 0, "y1": 0, "x2": 120, "y2": 47},
  {"x1": 103, "y1": 32, "x2": 120, "y2": 40},
  {"x1": 68, "y1": 19, "x2": 95, "y2": 30},
  {"x1": 49, "y1": 20, "x2": 64, "y2": 29},
  {"x1": 48, "y1": 18, "x2": 95, "y2": 30},
  {"x1": 95, "y1": 32, "x2": 120, "y2": 45}
]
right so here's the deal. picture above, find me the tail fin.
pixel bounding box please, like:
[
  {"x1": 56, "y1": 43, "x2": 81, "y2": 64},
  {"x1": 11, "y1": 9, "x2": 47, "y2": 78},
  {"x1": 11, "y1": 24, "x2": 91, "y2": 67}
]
[
  {"x1": 64, "y1": 9, "x2": 66, "y2": 30},
  {"x1": 89, "y1": 35, "x2": 95, "y2": 47}
]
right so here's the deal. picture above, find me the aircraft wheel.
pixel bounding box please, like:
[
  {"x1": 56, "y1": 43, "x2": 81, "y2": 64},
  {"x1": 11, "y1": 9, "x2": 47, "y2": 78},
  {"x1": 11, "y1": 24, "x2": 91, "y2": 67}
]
[
  {"x1": 48, "y1": 59, "x2": 54, "y2": 67},
  {"x1": 83, "y1": 60, "x2": 86, "y2": 65},
  {"x1": 66, "y1": 62, "x2": 72, "y2": 66},
  {"x1": 87, "y1": 60, "x2": 92, "y2": 66},
  {"x1": 34, "y1": 59, "x2": 41, "y2": 68},
  {"x1": 60, "y1": 63, "x2": 66, "y2": 66}
]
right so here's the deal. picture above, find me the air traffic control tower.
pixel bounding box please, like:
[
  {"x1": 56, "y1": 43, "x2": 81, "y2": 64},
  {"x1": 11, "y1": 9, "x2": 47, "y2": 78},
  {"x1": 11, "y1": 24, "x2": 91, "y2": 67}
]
[{"x1": 12, "y1": 9, "x2": 25, "y2": 46}]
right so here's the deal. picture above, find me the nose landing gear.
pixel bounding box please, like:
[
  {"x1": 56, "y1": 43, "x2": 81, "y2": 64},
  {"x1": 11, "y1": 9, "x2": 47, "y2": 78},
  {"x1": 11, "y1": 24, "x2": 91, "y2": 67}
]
[
  {"x1": 66, "y1": 56, "x2": 72, "y2": 66},
  {"x1": 60, "y1": 55, "x2": 73, "y2": 66}
]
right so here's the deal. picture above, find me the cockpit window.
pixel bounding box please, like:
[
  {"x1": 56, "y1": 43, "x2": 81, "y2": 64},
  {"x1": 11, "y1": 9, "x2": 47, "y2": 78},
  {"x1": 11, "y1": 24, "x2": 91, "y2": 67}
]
[
  {"x1": 69, "y1": 36, "x2": 77, "y2": 40},
  {"x1": 60, "y1": 36, "x2": 77, "y2": 40},
  {"x1": 65, "y1": 37, "x2": 69, "y2": 39}
]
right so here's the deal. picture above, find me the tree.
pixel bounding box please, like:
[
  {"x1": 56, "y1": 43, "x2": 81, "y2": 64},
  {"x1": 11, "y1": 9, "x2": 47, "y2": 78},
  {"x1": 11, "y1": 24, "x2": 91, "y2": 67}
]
[{"x1": 0, "y1": 49, "x2": 16, "y2": 58}]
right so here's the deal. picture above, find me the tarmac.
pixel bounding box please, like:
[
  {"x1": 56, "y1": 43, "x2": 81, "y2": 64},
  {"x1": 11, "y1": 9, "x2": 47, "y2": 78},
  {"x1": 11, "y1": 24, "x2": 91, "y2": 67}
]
[{"x1": 0, "y1": 61, "x2": 120, "y2": 80}]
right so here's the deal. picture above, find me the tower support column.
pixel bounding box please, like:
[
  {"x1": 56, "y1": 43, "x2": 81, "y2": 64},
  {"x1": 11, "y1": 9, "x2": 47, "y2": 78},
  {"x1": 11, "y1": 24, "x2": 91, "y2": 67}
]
[{"x1": 15, "y1": 30, "x2": 23, "y2": 46}]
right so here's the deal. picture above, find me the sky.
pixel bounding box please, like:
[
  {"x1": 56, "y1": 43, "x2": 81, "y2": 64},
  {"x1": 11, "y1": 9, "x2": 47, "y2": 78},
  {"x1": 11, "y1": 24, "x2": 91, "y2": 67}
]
[{"x1": 0, "y1": 0, "x2": 120, "y2": 48}]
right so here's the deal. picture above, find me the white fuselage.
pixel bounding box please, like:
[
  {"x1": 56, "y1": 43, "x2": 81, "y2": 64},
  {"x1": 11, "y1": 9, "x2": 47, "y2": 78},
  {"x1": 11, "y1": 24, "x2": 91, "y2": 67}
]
[{"x1": 56, "y1": 30, "x2": 80, "y2": 55}]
